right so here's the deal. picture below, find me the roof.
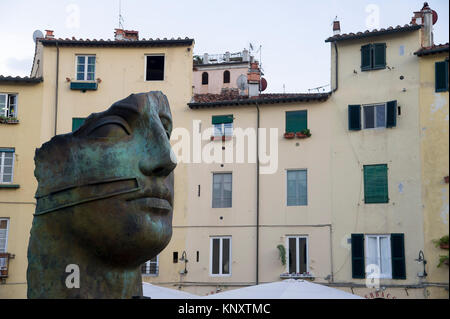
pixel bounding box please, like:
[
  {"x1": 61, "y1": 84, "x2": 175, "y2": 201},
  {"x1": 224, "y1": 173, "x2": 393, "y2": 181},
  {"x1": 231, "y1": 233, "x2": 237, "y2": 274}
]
[
  {"x1": 414, "y1": 43, "x2": 450, "y2": 56},
  {"x1": 38, "y1": 37, "x2": 194, "y2": 47},
  {"x1": 0, "y1": 75, "x2": 43, "y2": 84},
  {"x1": 325, "y1": 24, "x2": 421, "y2": 43},
  {"x1": 188, "y1": 92, "x2": 331, "y2": 109}
]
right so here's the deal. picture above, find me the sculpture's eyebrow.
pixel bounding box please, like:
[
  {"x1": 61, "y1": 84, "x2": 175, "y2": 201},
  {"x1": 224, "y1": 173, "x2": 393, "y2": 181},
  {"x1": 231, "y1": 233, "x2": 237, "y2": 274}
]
[{"x1": 110, "y1": 102, "x2": 141, "y2": 116}]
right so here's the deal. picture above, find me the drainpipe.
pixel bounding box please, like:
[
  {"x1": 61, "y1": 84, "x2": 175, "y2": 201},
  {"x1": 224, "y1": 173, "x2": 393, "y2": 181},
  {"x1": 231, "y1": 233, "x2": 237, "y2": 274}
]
[
  {"x1": 256, "y1": 102, "x2": 260, "y2": 285},
  {"x1": 54, "y1": 43, "x2": 60, "y2": 136},
  {"x1": 332, "y1": 41, "x2": 338, "y2": 92}
]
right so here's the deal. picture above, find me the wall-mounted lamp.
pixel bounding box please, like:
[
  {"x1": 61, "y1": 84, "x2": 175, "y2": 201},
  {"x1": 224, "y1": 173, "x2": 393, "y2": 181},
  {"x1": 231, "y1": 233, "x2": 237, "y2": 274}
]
[
  {"x1": 415, "y1": 250, "x2": 427, "y2": 278},
  {"x1": 179, "y1": 251, "x2": 188, "y2": 275}
]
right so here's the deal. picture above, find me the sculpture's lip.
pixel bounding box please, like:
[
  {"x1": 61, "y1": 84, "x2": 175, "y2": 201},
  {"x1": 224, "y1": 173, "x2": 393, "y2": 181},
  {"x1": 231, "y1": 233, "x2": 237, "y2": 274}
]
[{"x1": 129, "y1": 197, "x2": 172, "y2": 211}]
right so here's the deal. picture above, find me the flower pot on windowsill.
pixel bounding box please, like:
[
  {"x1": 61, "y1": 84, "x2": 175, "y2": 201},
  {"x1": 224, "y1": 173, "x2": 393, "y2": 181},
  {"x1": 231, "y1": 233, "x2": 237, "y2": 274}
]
[
  {"x1": 296, "y1": 132, "x2": 308, "y2": 138},
  {"x1": 444, "y1": 176, "x2": 449, "y2": 184},
  {"x1": 0, "y1": 118, "x2": 19, "y2": 124},
  {"x1": 440, "y1": 243, "x2": 449, "y2": 250},
  {"x1": 284, "y1": 132, "x2": 295, "y2": 139}
]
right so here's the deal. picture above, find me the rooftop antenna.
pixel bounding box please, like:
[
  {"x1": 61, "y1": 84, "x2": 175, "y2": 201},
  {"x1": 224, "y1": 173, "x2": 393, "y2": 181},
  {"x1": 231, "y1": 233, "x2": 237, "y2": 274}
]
[{"x1": 118, "y1": 0, "x2": 124, "y2": 29}]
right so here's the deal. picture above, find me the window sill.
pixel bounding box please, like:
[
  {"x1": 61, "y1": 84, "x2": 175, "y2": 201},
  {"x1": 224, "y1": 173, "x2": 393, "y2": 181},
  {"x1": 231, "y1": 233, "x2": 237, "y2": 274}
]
[
  {"x1": 0, "y1": 119, "x2": 19, "y2": 124},
  {"x1": 0, "y1": 184, "x2": 20, "y2": 189},
  {"x1": 70, "y1": 81, "x2": 98, "y2": 91},
  {"x1": 210, "y1": 135, "x2": 232, "y2": 141},
  {"x1": 142, "y1": 274, "x2": 159, "y2": 277},
  {"x1": 280, "y1": 273, "x2": 315, "y2": 281},
  {"x1": 361, "y1": 66, "x2": 386, "y2": 72}
]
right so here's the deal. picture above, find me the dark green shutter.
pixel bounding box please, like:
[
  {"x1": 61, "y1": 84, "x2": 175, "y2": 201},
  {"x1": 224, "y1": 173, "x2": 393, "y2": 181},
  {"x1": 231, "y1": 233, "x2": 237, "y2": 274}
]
[
  {"x1": 435, "y1": 61, "x2": 449, "y2": 92},
  {"x1": 348, "y1": 105, "x2": 361, "y2": 131},
  {"x1": 386, "y1": 100, "x2": 397, "y2": 128},
  {"x1": 373, "y1": 43, "x2": 386, "y2": 69},
  {"x1": 72, "y1": 118, "x2": 86, "y2": 132},
  {"x1": 351, "y1": 234, "x2": 365, "y2": 279},
  {"x1": 285, "y1": 110, "x2": 307, "y2": 133},
  {"x1": 361, "y1": 45, "x2": 371, "y2": 71},
  {"x1": 391, "y1": 233, "x2": 406, "y2": 279},
  {"x1": 212, "y1": 115, "x2": 233, "y2": 124},
  {"x1": 364, "y1": 164, "x2": 389, "y2": 204}
]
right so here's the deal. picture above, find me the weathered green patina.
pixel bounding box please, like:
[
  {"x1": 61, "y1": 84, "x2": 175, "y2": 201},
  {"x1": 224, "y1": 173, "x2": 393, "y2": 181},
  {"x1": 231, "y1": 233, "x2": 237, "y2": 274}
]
[{"x1": 27, "y1": 91, "x2": 176, "y2": 298}]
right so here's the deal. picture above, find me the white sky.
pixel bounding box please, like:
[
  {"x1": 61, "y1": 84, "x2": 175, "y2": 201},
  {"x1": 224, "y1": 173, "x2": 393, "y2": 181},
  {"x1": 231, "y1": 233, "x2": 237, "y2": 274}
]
[{"x1": 0, "y1": 0, "x2": 448, "y2": 93}]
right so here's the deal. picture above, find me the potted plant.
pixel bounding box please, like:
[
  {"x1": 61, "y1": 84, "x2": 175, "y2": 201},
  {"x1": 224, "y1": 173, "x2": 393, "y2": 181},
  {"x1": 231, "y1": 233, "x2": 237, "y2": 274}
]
[
  {"x1": 433, "y1": 235, "x2": 449, "y2": 250},
  {"x1": 277, "y1": 244, "x2": 286, "y2": 266},
  {"x1": 438, "y1": 255, "x2": 449, "y2": 267},
  {"x1": 296, "y1": 129, "x2": 311, "y2": 138},
  {"x1": 284, "y1": 132, "x2": 295, "y2": 139}
]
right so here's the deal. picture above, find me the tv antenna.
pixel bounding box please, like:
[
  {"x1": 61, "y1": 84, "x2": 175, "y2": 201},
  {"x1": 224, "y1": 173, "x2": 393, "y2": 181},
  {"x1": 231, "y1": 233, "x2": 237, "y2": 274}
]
[{"x1": 118, "y1": 0, "x2": 125, "y2": 29}]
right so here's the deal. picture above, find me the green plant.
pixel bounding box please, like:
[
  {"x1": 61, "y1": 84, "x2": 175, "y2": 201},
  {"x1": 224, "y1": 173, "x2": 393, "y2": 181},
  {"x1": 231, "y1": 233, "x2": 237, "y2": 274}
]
[
  {"x1": 277, "y1": 244, "x2": 286, "y2": 266},
  {"x1": 193, "y1": 56, "x2": 203, "y2": 64},
  {"x1": 433, "y1": 235, "x2": 449, "y2": 248},
  {"x1": 301, "y1": 129, "x2": 311, "y2": 137},
  {"x1": 437, "y1": 255, "x2": 449, "y2": 267}
]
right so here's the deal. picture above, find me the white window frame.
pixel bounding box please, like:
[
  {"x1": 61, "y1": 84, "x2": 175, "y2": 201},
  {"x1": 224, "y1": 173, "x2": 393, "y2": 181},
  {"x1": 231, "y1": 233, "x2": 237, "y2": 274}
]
[
  {"x1": 213, "y1": 122, "x2": 233, "y2": 137},
  {"x1": 0, "y1": 218, "x2": 9, "y2": 271},
  {"x1": 0, "y1": 150, "x2": 15, "y2": 184},
  {"x1": 141, "y1": 255, "x2": 159, "y2": 276},
  {"x1": 75, "y1": 55, "x2": 96, "y2": 81},
  {"x1": 365, "y1": 234, "x2": 392, "y2": 279},
  {"x1": 144, "y1": 54, "x2": 165, "y2": 81},
  {"x1": 362, "y1": 103, "x2": 387, "y2": 129},
  {"x1": 0, "y1": 93, "x2": 18, "y2": 118},
  {"x1": 286, "y1": 236, "x2": 309, "y2": 274},
  {"x1": 209, "y1": 236, "x2": 232, "y2": 277}
]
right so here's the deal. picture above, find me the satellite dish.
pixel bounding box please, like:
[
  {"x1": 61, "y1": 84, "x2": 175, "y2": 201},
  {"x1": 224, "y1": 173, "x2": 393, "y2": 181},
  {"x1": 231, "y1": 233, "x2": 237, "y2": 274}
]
[
  {"x1": 236, "y1": 74, "x2": 248, "y2": 91},
  {"x1": 260, "y1": 77, "x2": 268, "y2": 91},
  {"x1": 32, "y1": 30, "x2": 44, "y2": 43},
  {"x1": 432, "y1": 10, "x2": 438, "y2": 25}
]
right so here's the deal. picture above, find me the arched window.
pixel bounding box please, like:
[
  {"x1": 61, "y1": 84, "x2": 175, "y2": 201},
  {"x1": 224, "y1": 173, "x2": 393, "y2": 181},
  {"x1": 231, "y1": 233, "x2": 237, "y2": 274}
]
[
  {"x1": 223, "y1": 70, "x2": 230, "y2": 83},
  {"x1": 202, "y1": 72, "x2": 209, "y2": 85}
]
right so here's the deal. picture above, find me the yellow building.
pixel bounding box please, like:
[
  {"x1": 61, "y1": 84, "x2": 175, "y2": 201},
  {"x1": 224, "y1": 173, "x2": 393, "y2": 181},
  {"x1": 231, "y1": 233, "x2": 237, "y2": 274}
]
[
  {"x1": 415, "y1": 43, "x2": 449, "y2": 299},
  {"x1": 0, "y1": 29, "x2": 194, "y2": 298}
]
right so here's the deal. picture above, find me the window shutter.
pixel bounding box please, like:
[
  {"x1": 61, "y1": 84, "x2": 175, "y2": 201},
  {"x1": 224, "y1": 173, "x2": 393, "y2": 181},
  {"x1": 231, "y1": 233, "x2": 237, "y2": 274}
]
[
  {"x1": 364, "y1": 164, "x2": 389, "y2": 204},
  {"x1": 212, "y1": 115, "x2": 233, "y2": 124},
  {"x1": 373, "y1": 43, "x2": 386, "y2": 69},
  {"x1": 351, "y1": 234, "x2": 365, "y2": 278},
  {"x1": 72, "y1": 118, "x2": 86, "y2": 132},
  {"x1": 285, "y1": 110, "x2": 307, "y2": 133},
  {"x1": 435, "y1": 61, "x2": 449, "y2": 92},
  {"x1": 348, "y1": 105, "x2": 361, "y2": 131},
  {"x1": 386, "y1": 100, "x2": 397, "y2": 128},
  {"x1": 391, "y1": 233, "x2": 406, "y2": 279},
  {"x1": 361, "y1": 45, "x2": 371, "y2": 71}
]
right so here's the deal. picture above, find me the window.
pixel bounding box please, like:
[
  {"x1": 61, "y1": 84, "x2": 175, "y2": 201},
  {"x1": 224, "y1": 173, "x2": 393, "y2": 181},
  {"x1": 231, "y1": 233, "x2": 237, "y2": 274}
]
[
  {"x1": 212, "y1": 173, "x2": 232, "y2": 208},
  {"x1": 285, "y1": 110, "x2": 307, "y2": 133},
  {"x1": 223, "y1": 70, "x2": 230, "y2": 83},
  {"x1": 212, "y1": 115, "x2": 233, "y2": 137},
  {"x1": 76, "y1": 55, "x2": 95, "y2": 81},
  {"x1": 210, "y1": 236, "x2": 231, "y2": 276},
  {"x1": 0, "y1": 149, "x2": 14, "y2": 184},
  {"x1": 146, "y1": 55, "x2": 165, "y2": 81},
  {"x1": 287, "y1": 236, "x2": 308, "y2": 274},
  {"x1": 287, "y1": 170, "x2": 307, "y2": 206},
  {"x1": 348, "y1": 101, "x2": 397, "y2": 131},
  {"x1": 435, "y1": 60, "x2": 449, "y2": 92},
  {"x1": 173, "y1": 252, "x2": 178, "y2": 263},
  {"x1": 351, "y1": 233, "x2": 406, "y2": 280},
  {"x1": 364, "y1": 164, "x2": 388, "y2": 204},
  {"x1": 0, "y1": 219, "x2": 9, "y2": 271},
  {"x1": 0, "y1": 93, "x2": 18, "y2": 118},
  {"x1": 72, "y1": 118, "x2": 86, "y2": 132},
  {"x1": 141, "y1": 255, "x2": 159, "y2": 276},
  {"x1": 361, "y1": 43, "x2": 386, "y2": 71},
  {"x1": 202, "y1": 72, "x2": 209, "y2": 85}
]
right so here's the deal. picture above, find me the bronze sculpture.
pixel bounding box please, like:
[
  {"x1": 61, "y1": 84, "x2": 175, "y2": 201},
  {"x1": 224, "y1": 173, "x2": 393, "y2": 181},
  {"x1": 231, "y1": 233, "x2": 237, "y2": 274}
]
[{"x1": 27, "y1": 91, "x2": 176, "y2": 298}]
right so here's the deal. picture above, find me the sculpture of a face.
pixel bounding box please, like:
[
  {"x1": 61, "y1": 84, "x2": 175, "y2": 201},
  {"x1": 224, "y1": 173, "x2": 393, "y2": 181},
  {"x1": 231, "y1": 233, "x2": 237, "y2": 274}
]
[{"x1": 33, "y1": 92, "x2": 176, "y2": 267}]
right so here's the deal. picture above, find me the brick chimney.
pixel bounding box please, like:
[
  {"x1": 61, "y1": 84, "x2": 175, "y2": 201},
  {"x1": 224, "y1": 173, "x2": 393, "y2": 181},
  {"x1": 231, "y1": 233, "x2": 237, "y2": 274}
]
[
  {"x1": 248, "y1": 61, "x2": 261, "y2": 98},
  {"x1": 333, "y1": 20, "x2": 341, "y2": 35},
  {"x1": 45, "y1": 30, "x2": 55, "y2": 39},
  {"x1": 411, "y1": 2, "x2": 435, "y2": 47},
  {"x1": 114, "y1": 28, "x2": 139, "y2": 41}
]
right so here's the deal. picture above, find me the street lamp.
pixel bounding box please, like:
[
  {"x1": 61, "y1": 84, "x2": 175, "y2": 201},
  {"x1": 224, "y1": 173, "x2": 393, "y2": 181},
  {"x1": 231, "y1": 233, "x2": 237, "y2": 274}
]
[
  {"x1": 415, "y1": 250, "x2": 427, "y2": 278},
  {"x1": 179, "y1": 251, "x2": 188, "y2": 275}
]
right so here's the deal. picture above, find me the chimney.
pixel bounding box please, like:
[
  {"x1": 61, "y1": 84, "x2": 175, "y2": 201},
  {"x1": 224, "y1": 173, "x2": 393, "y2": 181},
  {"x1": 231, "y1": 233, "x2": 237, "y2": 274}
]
[
  {"x1": 247, "y1": 61, "x2": 261, "y2": 98},
  {"x1": 225, "y1": 51, "x2": 231, "y2": 62},
  {"x1": 411, "y1": 3, "x2": 434, "y2": 47},
  {"x1": 203, "y1": 53, "x2": 209, "y2": 64},
  {"x1": 333, "y1": 20, "x2": 341, "y2": 35},
  {"x1": 45, "y1": 30, "x2": 54, "y2": 39},
  {"x1": 114, "y1": 28, "x2": 139, "y2": 41},
  {"x1": 242, "y1": 49, "x2": 249, "y2": 62}
]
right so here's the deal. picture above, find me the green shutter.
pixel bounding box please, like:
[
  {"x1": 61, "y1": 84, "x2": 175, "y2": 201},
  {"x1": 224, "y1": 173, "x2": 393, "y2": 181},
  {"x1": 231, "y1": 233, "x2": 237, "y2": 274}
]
[
  {"x1": 348, "y1": 105, "x2": 361, "y2": 131},
  {"x1": 391, "y1": 233, "x2": 406, "y2": 279},
  {"x1": 386, "y1": 100, "x2": 397, "y2": 128},
  {"x1": 285, "y1": 110, "x2": 307, "y2": 133},
  {"x1": 212, "y1": 115, "x2": 233, "y2": 124},
  {"x1": 361, "y1": 44, "x2": 371, "y2": 71},
  {"x1": 72, "y1": 118, "x2": 86, "y2": 132},
  {"x1": 373, "y1": 43, "x2": 386, "y2": 69},
  {"x1": 364, "y1": 164, "x2": 389, "y2": 204},
  {"x1": 435, "y1": 61, "x2": 449, "y2": 92},
  {"x1": 351, "y1": 234, "x2": 365, "y2": 279}
]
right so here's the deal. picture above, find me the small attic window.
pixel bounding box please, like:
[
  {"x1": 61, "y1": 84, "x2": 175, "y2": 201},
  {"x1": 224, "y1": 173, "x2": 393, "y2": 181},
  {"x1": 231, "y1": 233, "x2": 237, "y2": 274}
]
[{"x1": 146, "y1": 55, "x2": 165, "y2": 81}]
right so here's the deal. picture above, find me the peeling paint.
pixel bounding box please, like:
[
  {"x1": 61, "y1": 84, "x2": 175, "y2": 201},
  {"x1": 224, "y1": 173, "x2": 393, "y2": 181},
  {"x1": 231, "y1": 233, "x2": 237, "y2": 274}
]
[{"x1": 431, "y1": 93, "x2": 447, "y2": 114}]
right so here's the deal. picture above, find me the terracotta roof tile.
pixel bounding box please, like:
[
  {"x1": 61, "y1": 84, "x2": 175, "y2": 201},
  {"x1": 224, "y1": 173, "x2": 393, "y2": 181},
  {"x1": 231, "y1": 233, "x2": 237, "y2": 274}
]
[
  {"x1": 39, "y1": 37, "x2": 194, "y2": 47},
  {"x1": 0, "y1": 75, "x2": 43, "y2": 84},
  {"x1": 414, "y1": 43, "x2": 449, "y2": 56},
  {"x1": 325, "y1": 24, "x2": 421, "y2": 42}
]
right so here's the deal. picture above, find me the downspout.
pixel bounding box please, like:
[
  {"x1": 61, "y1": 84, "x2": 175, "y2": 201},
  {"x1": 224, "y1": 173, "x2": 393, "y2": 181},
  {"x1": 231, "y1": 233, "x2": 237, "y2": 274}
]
[
  {"x1": 256, "y1": 102, "x2": 260, "y2": 285},
  {"x1": 54, "y1": 43, "x2": 59, "y2": 136},
  {"x1": 333, "y1": 41, "x2": 338, "y2": 92}
]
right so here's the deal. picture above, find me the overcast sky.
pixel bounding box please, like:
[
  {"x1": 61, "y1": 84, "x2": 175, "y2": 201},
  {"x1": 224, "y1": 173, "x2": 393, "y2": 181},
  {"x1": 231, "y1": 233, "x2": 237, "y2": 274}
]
[{"x1": 0, "y1": 0, "x2": 448, "y2": 93}]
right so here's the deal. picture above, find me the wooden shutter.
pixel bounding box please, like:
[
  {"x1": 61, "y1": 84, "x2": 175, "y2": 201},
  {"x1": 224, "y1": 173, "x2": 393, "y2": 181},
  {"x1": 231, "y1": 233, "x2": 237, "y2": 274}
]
[
  {"x1": 212, "y1": 115, "x2": 233, "y2": 124},
  {"x1": 348, "y1": 105, "x2": 361, "y2": 131},
  {"x1": 361, "y1": 45, "x2": 371, "y2": 71},
  {"x1": 285, "y1": 110, "x2": 307, "y2": 133},
  {"x1": 435, "y1": 61, "x2": 449, "y2": 92},
  {"x1": 391, "y1": 233, "x2": 406, "y2": 279},
  {"x1": 72, "y1": 118, "x2": 86, "y2": 132},
  {"x1": 364, "y1": 164, "x2": 389, "y2": 204},
  {"x1": 373, "y1": 43, "x2": 386, "y2": 69},
  {"x1": 386, "y1": 100, "x2": 397, "y2": 128},
  {"x1": 351, "y1": 234, "x2": 365, "y2": 278}
]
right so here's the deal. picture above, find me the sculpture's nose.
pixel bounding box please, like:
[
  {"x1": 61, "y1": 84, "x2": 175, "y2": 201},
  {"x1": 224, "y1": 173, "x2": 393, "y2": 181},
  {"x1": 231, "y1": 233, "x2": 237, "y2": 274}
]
[{"x1": 139, "y1": 140, "x2": 176, "y2": 177}]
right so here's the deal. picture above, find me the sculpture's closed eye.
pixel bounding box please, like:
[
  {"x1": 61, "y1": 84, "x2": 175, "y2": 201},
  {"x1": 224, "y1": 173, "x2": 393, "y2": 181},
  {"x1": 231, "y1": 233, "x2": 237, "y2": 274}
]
[{"x1": 87, "y1": 116, "x2": 131, "y2": 138}]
